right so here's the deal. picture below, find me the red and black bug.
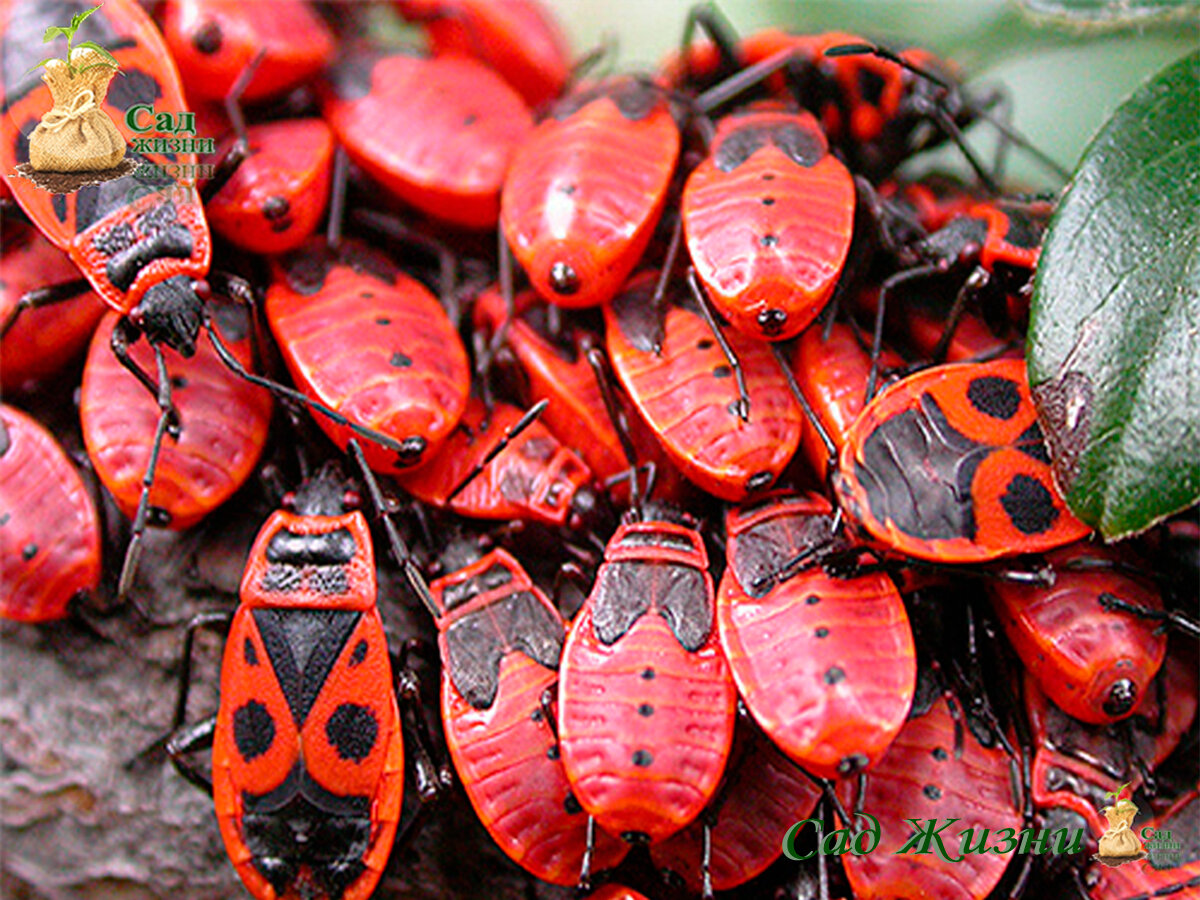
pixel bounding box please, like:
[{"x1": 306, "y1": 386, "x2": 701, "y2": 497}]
[
  {"x1": 394, "y1": 0, "x2": 571, "y2": 108},
  {"x1": 682, "y1": 103, "x2": 855, "y2": 341},
  {"x1": 649, "y1": 720, "x2": 822, "y2": 894},
  {"x1": 473, "y1": 285, "x2": 680, "y2": 498},
  {"x1": 80, "y1": 309, "x2": 273, "y2": 532},
  {"x1": 321, "y1": 48, "x2": 533, "y2": 229},
  {"x1": 1, "y1": 0, "x2": 212, "y2": 358},
  {"x1": 791, "y1": 320, "x2": 903, "y2": 481},
  {"x1": 0, "y1": 220, "x2": 106, "y2": 393},
  {"x1": 167, "y1": 460, "x2": 442, "y2": 900},
  {"x1": 867, "y1": 195, "x2": 1053, "y2": 382},
  {"x1": 265, "y1": 237, "x2": 470, "y2": 476},
  {"x1": 0, "y1": 403, "x2": 101, "y2": 623},
  {"x1": 665, "y1": 24, "x2": 1016, "y2": 184},
  {"x1": 604, "y1": 271, "x2": 803, "y2": 501},
  {"x1": 160, "y1": 0, "x2": 335, "y2": 103},
  {"x1": 836, "y1": 680, "x2": 1023, "y2": 900},
  {"x1": 557, "y1": 512, "x2": 737, "y2": 847},
  {"x1": 428, "y1": 546, "x2": 629, "y2": 885},
  {"x1": 501, "y1": 76, "x2": 681, "y2": 309},
  {"x1": 1024, "y1": 648, "x2": 1198, "y2": 843},
  {"x1": 833, "y1": 358, "x2": 1091, "y2": 563},
  {"x1": 717, "y1": 491, "x2": 916, "y2": 779},
  {"x1": 987, "y1": 543, "x2": 1167, "y2": 725},
  {"x1": 394, "y1": 395, "x2": 598, "y2": 530},
  {"x1": 879, "y1": 174, "x2": 982, "y2": 234},
  {"x1": 205, "y1": 118, "x2": 336, "y2": 255}
]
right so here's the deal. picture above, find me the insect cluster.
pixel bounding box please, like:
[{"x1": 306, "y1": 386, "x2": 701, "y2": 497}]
[{"x1": 1, "y1": 2, "x2": 1197, "y2": 900}]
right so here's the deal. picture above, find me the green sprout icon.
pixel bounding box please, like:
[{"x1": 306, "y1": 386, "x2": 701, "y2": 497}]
[{"x1": 24, "y1": 4, "x2": 120, "y2": 78}]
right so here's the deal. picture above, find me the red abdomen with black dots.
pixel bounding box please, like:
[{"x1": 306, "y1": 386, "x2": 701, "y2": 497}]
[{"x1": 557, "y1": 520, "x2": 736, "y2": 845}]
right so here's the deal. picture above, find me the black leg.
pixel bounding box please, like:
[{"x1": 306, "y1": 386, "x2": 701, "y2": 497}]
[
  {"x1": 1, "y1": 278, "x2": 92, "y2": 338},
  {"x1": 117, "y1": 342, "x2": 180, "y2": 602},
  {"x1": 445, "y1": 400, "x2": 549, "y2": 502},
  {"x1": 688, "y1": 268, "x2": 750, "y2": 422},
  {"x1": 166, "y1": 715, "x2": 217, "y2": 794},
  {"x1": 199, "y1": 49, "x2": 265, "y2": 204}
]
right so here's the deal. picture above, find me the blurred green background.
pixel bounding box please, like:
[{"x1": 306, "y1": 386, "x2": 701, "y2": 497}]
[{"x1": 548, "y1": 0, "x2": 1198, "y2": 188}]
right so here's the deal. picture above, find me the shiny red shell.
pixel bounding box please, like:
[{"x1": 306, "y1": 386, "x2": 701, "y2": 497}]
[
  {"x1": 81, "y1": 311, "x2": 272, "y2": 529},
  {"x1": 718, "y1": 492, "x2": 915, "y2": 778},
  {"x1": 834, "y1": 358, "x2": 1091, "y2": 562},
  {"x1": 793, "y1": 321, "x2": 903, "y2": 480},
  {"x1": 501, "y1": 78, "x2": 680, "y2": 309},
  {"x1": 557, "y1": 520, "x2": 736, "y2": 845},
  {"x1": 215, "y1": 508, "x2": 402, "y2": 900},
  {"x1": 394, "y1": 397, "x2": 593, "y2": 528},
  {"x1": 322, "y1": 52, "x2": 533, "y2": 229},
  {"x1": 396, "y1": 0, "x2": 570, "y2": 108},
  {"x1": 0, "y1": 222, "x2": 106, "y2": 392},
  {"x1": 161, "y1": 0, "x2": 334, "y2": 102},
  {"x1": 206, "y1": 118, "x2": 335, "y2": 255},
  {"x1": 649, "y1": 723, "x2": 821, "y2": 892},
  {"x1": 1, "y1": 0, "x2": 210, "y2": 317},
  {"x1": 683, "y1": 106, "x2": 855, "y2": 341},
  {"x1": 604, "y1": 273, "x2": 803, "y2": 501},
  {"x1": 837, "y1": 691, "x2": 1022, "y2": 900},
  {"x1": 988, "y1": 544, "x2": 1167, "y2": 725},
  {"x1": 1026, "y1": 649, "x2": 1197, "y2": 841},
  {"x1": 430, "y1": 549, "x2": 628, "y2": 884},
  {"x1": 266, "y1": 239, "x2": 470, "y2": 476},
  {"x1": 0, "y1": 404, "x2": 101, "y2": 622}
]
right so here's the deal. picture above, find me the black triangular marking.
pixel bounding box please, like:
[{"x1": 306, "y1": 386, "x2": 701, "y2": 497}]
[{"x1": 253, "y1": 609, "x2": 361, "y2": 727}]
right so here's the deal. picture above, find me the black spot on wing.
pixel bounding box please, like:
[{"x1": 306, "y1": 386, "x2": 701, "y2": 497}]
[
  {"x1": 234, "y1": 700, "x2": 275, "y2": 761},
  {"x1": 1000, "y1": 473, "x2": 1059, "y2": 535},
  {"x1": 966, "y1": 375, "x2": 1021, "y2": 420},
  {"x1": 325, "y1": 703, "x2": 378, "y2": 763}
]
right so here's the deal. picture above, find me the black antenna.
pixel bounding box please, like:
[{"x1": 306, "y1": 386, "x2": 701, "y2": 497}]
[
  {"x1": 346, "y1": 439, "x2": 438, "y2": 619},
  {"x1": 445, "y1": 399, "x2": 550, "y2": 503},
  {"x1": 824, "y1": 42, "x2": 1070, "y2": 186},
  {"x1": 585, "y1": 345, "x2": 643, "y2": 521}
]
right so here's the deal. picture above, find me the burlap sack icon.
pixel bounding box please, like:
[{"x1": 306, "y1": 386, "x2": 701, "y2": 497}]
[
  {"x1": 29, "y1": 48, "x2": 124, "y2": 172},
  {"x1": 1097, "y1": 801, "x2": 1143, "y2": 858}
]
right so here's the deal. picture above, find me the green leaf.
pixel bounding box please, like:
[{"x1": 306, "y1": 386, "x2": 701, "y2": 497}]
[
  {"x1": 73, "y1": 41, "x2": 120, "y2": 69},
  {"x1": 1028, "y1": 49, "x2": 1200, "y2": 540},
  {"x1": 21, "y1": 57, "x2": 60, "y2": 77},
  {"x1": 42, "y1": 25, "x2": 71, "y2": 43},
  {"x1": 71, "y1": 4, "x2": 103, "y2": 32}
]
